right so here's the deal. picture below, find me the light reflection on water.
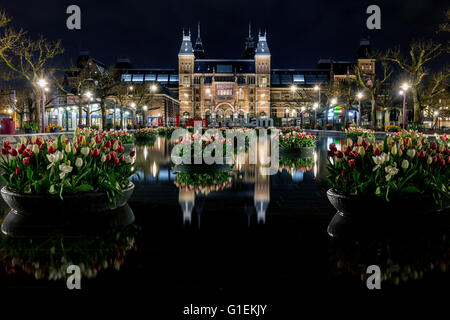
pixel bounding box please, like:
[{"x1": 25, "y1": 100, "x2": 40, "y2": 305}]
[{"x1": 130, "y1": 136, "x2": 340, "y2": 226}]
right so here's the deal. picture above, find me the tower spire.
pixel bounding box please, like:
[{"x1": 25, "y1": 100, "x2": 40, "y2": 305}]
[
  {"x1": 198, "y1": 21, "x2": 201, "y2": 38},
  {"x1": 193, "y1": 22, "x2": 205, "y2": 59},
  {"x1": 248, "y1": 22, "x2": 252, "y2": 38}
]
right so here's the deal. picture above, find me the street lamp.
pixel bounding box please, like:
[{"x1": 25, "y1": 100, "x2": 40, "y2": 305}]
[
  {"x1": 357, "y1": 92, "x2": 363, "y2": 126},
  {"x1": 37, "y1": 78, "x2": 47, "y2": 133},
  {"x1": 290, "y1": 85, "x2": 297, "y2": 92},
  {"x1": 313, "y1": 102, "x2": 318, "y2": 128},
  {"x1": 400, "y1": 83, "x2": 409, "y2": 129},
  {"x1": 84, "y1": 91, "x2": 93, "y2": 127},
  {"x1": 151, "y1": 84, "x2": 157, "y2": 92},
  {"x1": 434, "y1": 111, "x2": 439, "y2": 130}
]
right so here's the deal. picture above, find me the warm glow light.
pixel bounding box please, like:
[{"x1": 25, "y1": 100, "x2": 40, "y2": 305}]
[
  {"x1": 143, "y1": 105, "x2": 148, "y2": 111},
  {"x1": 38, "y1": 79, "x2": 47, "y2": 88},
  {"x1": 313, "y1": 103, "x2": 319, "y2": 109},
  {"x1": 151, "y1": 84, "x2": 157, "y2": 92},
  {"x1": 7, "y1": 108, "x2": 12, "y2": 114},
  {"x1": 401, "y1": 83, "x2": 409, "y2": 91},
  {"x1": 184, "y1": 93, "x2": 188, "y2": 98},
  {"x1": 131, "y1": 102, "x2": 136, "y2": 108},
  {"x1": 261, "y1": 93, "x2": 265, "y2": 98},
  {"x1": 290, "y1": 85, "x2": 297, "y2": 92},
  {"x1": 399, "y1": 90, "x2": 404, "y2": 95},
  {"x1": 85, "y1": 91, "x2": 92, "y2": 98},
  {"x1": 357, "y1": 92, "x2": 363, "y2": 99},
  {"x1": 434, "y1": 111, "x2": 439, "y2": 116},
  {"x1": 331, "y1": 98, "x2": 337, "y2": 105},
  {"x1": 301, "y1": 106, "x2": 305, "y2": 112},
  {"x1": 44, "y1": 87, "x2": 49, "y2": 92},
  {"x1": 206, "y1": 88, "x2": 211, "y2": 94},
  {"x1": 314, "y1": 85, "x2": 319, "y2": 91},
  {"x1": 129, "y1": 86, "x2": 133, "y2": 90}
]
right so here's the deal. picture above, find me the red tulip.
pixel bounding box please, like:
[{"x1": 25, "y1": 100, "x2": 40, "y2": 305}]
[
  {"x1": 373, "y1": 148, "x2": 381, "y2": 156},
  {"x1": 348, "y1": 159, "x2": 356, "y2": 167},
  {"x1": 341, "y1": 169, "x2": 346, "y2": 177},
  {"x1": 91, "y1": 148, "x2": 100, "y2": 157},
  {"x1": 120, "y1": 155, "x2": 124, "y2": 162},
  {"x1": 22, "y1": 157, "x2": 30, "y2": 165},
  {"x1": 335, "y1": 150, "x2": 343, "y2": 158},
  {"x1": 433, "y1": 156, "x2": 438, "y2": 164},
  {"x1": 18, "y1": 144, "x2": 26, "y2": 154},
  {"x1": 106, "y1": 154, "x2": 111, "y2": 162},
  {"x1": 441, "y1": 159, "x2": 446, "y2": 167},
  {"x1": 105, "y1": 141, "x2": 112, "y2": 148},
  {"x1": 9, "y1": 148, "x2": 17, "y2": 157},
  {"x1": 113, "y1": 157, "x2": 119, "y2": 165},
  {"x1": 130, "y1": 150, "x2": 136, "y2": 157},
  {"x1": 15, "y1": 167, "x2": 20, "y2": 175},
  {"x1": 1, "y1": 148, "x2": 8, "y2": 155},
  {"x1": 329, "y1": 143, "x2": 337, "y2": 152},
  {"x1": 118, "y1": 146, "x2": 124, "y2": 154},
  {"x1": 431, "y1": 142, "x2": 438, "y2": 150},
  {"x1": 48, "y1": 146, "x2": 55, "y2": 154}
]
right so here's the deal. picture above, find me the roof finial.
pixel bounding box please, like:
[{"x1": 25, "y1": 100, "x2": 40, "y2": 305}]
[
  {"x1": 258, "y1": 28, "x2": 261, "y2": 37},
  {"x1": 182, "y1": 28, "x2": 185, "y2": 37},
  {"x1": 248, "y1": 22, "x2": 252, "y2": 38},
  {"x1": 198, "y1": 21, "x2": 201, "y2": 38},
  {"x1": 189, "y1": 28, "x2": 191, "y2": 37},
  {"x1": 264, "y1": 29, "x2": 267, "y2": 37}
]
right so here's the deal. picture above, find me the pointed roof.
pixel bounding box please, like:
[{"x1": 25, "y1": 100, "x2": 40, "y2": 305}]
[
  {"x1": 193, "y1": 22, "x2": 206, "y2": 59},
  {"x1": 179, "y1": 29, "x2": 194, "y2": 56},
  {"x1": 357, "y1": 38, "x2": 371, "y2": 59},
  {"x1": 243, "y1": 23, "x2": 256, "y2": 59},
  {"x1": 255, "y1": 30, "x2": 270, "y2": 56}
]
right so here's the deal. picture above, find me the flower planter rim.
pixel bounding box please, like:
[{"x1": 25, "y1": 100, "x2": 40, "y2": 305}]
[
  {"x1": 1, "y1": 182, "x2": 135, "y2": 199},
  {"x1": 326, "y1": 188, "x2": 438, "y2": 202}
]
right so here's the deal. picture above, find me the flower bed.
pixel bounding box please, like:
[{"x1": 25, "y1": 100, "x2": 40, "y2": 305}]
[
  {"x1": 277, "y1": 130, "x2": 316, "y2": 157},
  {"x1": 157, "y1": 126, "x2": 177, "y2": 136},
  {"x1": 46, "y1": 124, "x2": 63, "y2": 133},
  {"x1": 174, "y1": 172, "x2": 232, "y2": 195},
  {"x1": 134, "y1": 128, "x2": 157, "y2": 141},
  {"x1": 345, "y1": 127, "x2": 375, "y2": 141},
  {"x1": 0, "y1": 131, "x2": 136, "y2": 202},
  {"x1": 385, "y1": 125, "x2": 402, "y2": 133},
  {"x1": 327, "y1": 130, "x2": 449, "y2": 209}
]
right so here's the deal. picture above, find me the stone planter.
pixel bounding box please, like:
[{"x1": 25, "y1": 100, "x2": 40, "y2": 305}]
[
  {"x1": 279, "y1": 146, "x2": 315, "y2": 158},
  {"x1": 1, "y1": 183, "x2": 135, "y2": 236},
  {"x1": 326, "y1": 188, "x2": 448, "y2": 238},
  {"x1": 123, "y1": 143, "x2": 134, "y2": 153},
  {"x1": 24, "y1": 129, "x2": 36, "y2": 134}
]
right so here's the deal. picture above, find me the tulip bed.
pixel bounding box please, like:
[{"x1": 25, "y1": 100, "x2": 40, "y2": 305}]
[
  {"x1": 0, "y1": 129, "x2": 136, "y2": 201},
  {"x1": 174, "y1": 172, "x2": 232, "y2": 195},
  {"x1": 327, "y1": 131, "x2": 450, "y2": 206},
  {"x1": 75, "y1": 128, "x2": 135, "y2": 145},
  {"x1": 157, "y1": 126, "x2": 177, "y2": 136},
  {"x1": 172, "y1": 132, "x2": 230, "y2": 159},
  {"x1": 345, "y1": 127, "x2": 375, "y2": 141},
  {"x1": 134, "y1": 128, "x2": 157, "y2": 140},
  {"x1": 277, "y1": 130, "x2": 316, "y2": 149}
]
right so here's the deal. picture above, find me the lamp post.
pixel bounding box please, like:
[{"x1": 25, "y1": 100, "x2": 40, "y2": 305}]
[
  {"x1": 313, "y1": 103, "x2": 318, "y2": 127},
  {"x1": 400, "y1": 83, "x2": 409, "y2": 129},
  {"x1": 37, "y1": 78, "x2": 47, "y2": 133},
  {"x1": 150, "y1": 84, "x2": 158, "y2": 125},
  {"x1": 434, "y1": 111, "x2": 439, "y2": 130},
  {"x1": 300, "y1": 106, "x2": 305, "y2": 128},
  {"x1": 84, "y1": 91, "x2": 93, "y2": 127},
  {"x1": 357, "y1": 92, "x2": 363, "y2": 126},
  {"x1": 314, "y1": 85, "x2": 320, "y2": 128}
]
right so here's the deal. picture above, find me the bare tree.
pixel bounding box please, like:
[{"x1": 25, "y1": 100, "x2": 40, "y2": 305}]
[
  {"x1": 385, "y1": 40, "x2": 444, "y2": 123},
  {"x1": 355, "y1": 54, "x2": 393, "y2": 128},
  {"x1": 332, "y1": 75, "x2": 358, "y2": 128}
]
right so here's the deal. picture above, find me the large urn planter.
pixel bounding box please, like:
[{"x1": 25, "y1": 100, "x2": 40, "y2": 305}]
[
  {"x1": 279, "y1": 146, "x2": 315, "y2": 158},
  {"x1": 326, "y1": 188, "x2": 449, "y2": 238},
  {"x1": 123, "y1": 143, "x2": 134, "y2": 153},
  {"x1": 1, "y1": 183, "x2": 135, "y2": 236},
  {"x1": 172, "y1": 155, "x2": 233, "y2": 173}
]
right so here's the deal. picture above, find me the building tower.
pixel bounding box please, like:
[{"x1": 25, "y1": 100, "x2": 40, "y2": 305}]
[
  {"x1": 193, "y1": 22, "x2": 206, "y2": 59},
  {"x1": 178, "y1": 29, "x2": 195, "y2": 117},
  {"x1": 243, "y1": 23, "x2": 256, "y2": 59},
  {"x1": 356, "y1": 38, "x2": 375, "y2": 74},
  {"x1": 254, "y1": 30, "x2": 271, "y2": 117}
]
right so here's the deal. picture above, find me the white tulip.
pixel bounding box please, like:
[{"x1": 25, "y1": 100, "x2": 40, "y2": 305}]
[{"x1": 75, "y1": 157, "x2": 83, "y2": 168}]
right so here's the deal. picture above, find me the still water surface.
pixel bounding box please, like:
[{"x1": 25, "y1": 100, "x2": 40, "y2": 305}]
[{"x1": 1, "y1": 135, "x2": 450, "y2": 307}]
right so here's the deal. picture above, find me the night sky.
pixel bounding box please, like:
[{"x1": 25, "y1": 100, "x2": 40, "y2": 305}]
[{"x1": 1, "y1": 0, "x2": 448, "y2": 69}]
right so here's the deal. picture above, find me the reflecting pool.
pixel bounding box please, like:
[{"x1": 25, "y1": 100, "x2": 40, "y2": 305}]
[{"x1": 1, "y1": 134, "x2": 449, "y2": 308}]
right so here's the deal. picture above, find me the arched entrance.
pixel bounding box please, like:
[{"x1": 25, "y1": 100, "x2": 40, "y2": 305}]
[{"x1": 215, "y1": 103, "x2": 235, "y2": 120}]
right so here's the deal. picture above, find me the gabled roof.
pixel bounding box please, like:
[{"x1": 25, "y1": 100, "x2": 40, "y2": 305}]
[{"x1": 179, "y1": 31, "x2": 194, "y2": 56}]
